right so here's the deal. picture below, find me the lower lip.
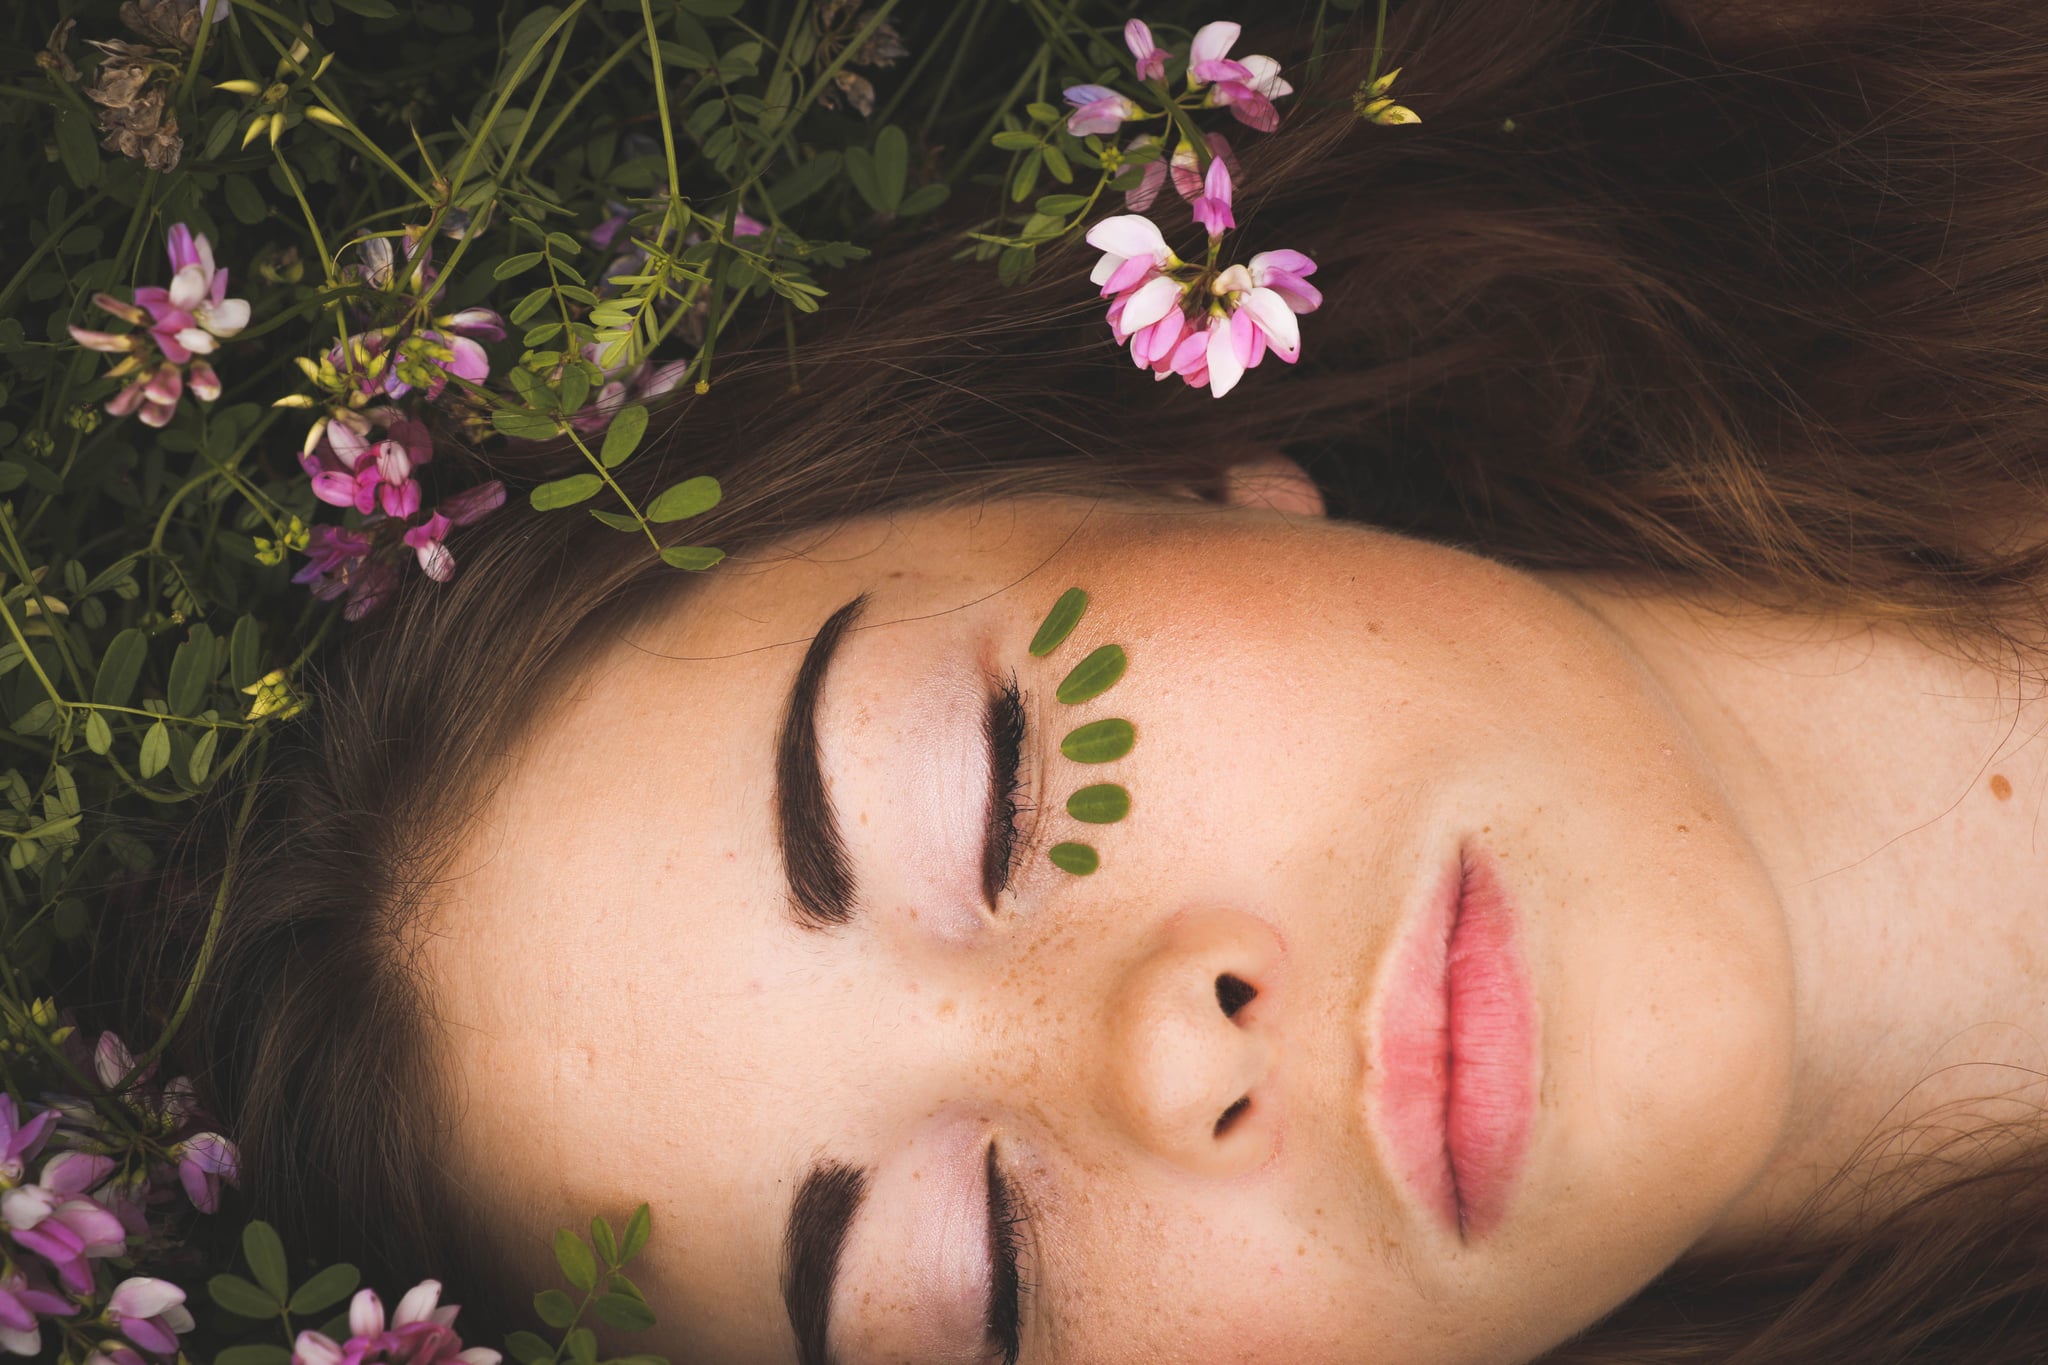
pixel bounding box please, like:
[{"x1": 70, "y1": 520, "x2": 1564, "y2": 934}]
[{"x1": 1372, "y1": 845, "x2": 1538, "y2": 1240}]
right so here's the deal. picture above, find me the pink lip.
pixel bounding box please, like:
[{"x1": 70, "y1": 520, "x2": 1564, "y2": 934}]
[{"x1": 1371, "y1": 844, "x2": 1538, "y2": 1240}]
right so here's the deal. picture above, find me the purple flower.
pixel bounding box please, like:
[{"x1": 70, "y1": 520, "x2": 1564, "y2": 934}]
[
  {"x1": 1126, "y1": 19, "x2": 1168, "y2": 81},
  {"x1": 303, "y1": 411, "x2": 433, "y2": 519},
  {"x1": 1062, "y1": 84, "x2": 1141, "y2": 137},
  {"x1": 0, "y1": 1098, "x2": 56, "y2": 1185},
  {"x1": 1189, "y1": 153, "x2": 1235, "y2": 238},
  {"x1": 173, "y1": 1132, "x2": 237, "y2": 1214},
  {"x1": 402, "y1": 477, "x2": 505, "y2": 584},
  {"x1": 3, "y1": 1182, "x2": 126, "y2": 1294},
  {"x1": 105, "y1": 1278, "x2": 194, "y2": 1357},
  {"x1": 1186, "y1": 22, "x2": 1292, "y2": 133},
  {"x1": 68, "y1": 222, "x2": 247, "y2": 426},
  {"x1": 293, "y1": 1281, "x2": 501, "y2": 1365},
  {"x1": 0, "y1": 1268, "x2": 73, "y2": 1358}
]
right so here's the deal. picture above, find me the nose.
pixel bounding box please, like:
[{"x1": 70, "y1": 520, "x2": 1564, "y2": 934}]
[{"x1": 1101, "y1": 906, "x2": 1286, "y2": 1176}]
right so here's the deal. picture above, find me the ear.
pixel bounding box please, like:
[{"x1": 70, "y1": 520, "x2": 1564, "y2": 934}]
[{"x1": 1211, "y1": 453, "x2": 1327, "y2": 518}]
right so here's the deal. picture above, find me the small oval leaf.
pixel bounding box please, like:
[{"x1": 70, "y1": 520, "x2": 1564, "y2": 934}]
[
  {"x1": 493, "y1": 252, "x2": 545, "y2": 279},
  {"x1": 229, "y1": 614, "x2": 263, "y2": 690},
  {"x1": 621, "y1": 1203, "x2": 652, "y2": 1263},
  {"x1": 492, "y1": 407, "x2": 560, "y2": 440},
  {"x1": 287, "y1": 1263, "x2": 361, "y2": 1317},
  {"x1": 1028, "y1": 587, "x2": 1087, "y2": 657},
  {"x1": 1048, "y1": 841, "x2": 1099, "y2": 875},
  {"x1": 209, "y1": 1271, "x2": 280, "y2": 1319},
  {"x1": 591, "y1": 1216, "x2": 618, "y2": 1266},
  {"x1": 659, "y1": 545, "x2": 725, "y2": 571},
  {"x1": 1065, "y1": 783, "x2": 1130, "y2": 824},
  {"x1": 530, "y1": 474, "x2": 604, "y2": 510},
  {"x1": 85, "y1": 710, "x2": 112, "y2": 755},
  {"x1": 555, "y1": 1227, "x2": 598, "y2": 1292},
  {"x1": 533, "y1": 1288, "x2": 577, "y2": 1329},
  {"x1": 93, "y1": 628, "x2": 147, "y2": 707},
  {"x1": 1059, "y1": 717, "x2": 1134, "y2": 764},
  {"x1": 243, "y1": 1220, "x2": 290, "y2": 1302},
  {"x1": 594, "y1": 1293, "x2": 657, "y2": 1332},
  {"x1": 647, "y1": 475, "x2": 721, "y2": 523},
  {"x1": 189, "y1": 728, "x2": 220, "y2": 785},
  {"x1": 138, "y1": 720, "x2": 171, "y2": 779},
  {"x1": 167, "y1": 624, "x2": 216, "y2": 716},
  {"x1": 1055, "y1": 644, "x2": 1126, "y2": 705},
  {"x1": 602, "y1": 404, "x2": 649, "y2": 468}
]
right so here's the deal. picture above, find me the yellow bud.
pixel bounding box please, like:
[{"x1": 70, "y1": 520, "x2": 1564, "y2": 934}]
[
  {"x1": 305, "y1": 105, "x2": 344, "y2": 128},
  {"x1": 267, "y1": 111, "x2": 286, "y2": 147},
  {"x1": 294, "y1": 355, "x2": 322, "y2": 383},
  {"x1": 272, "y1": 393, "x2": 317, "y2": 409},
  {"x1": 1369, "y1": 67, "x2": 1404, "y2": 98},
  {"x1": 240, "y1": 116, "x2": 268, "y2": 150},
  {"x1": 214, "y1": 79, "x2": 262, "y2": 96},
  {"x1": 312, "y1": 52, "x2": 336, "y2": 81},
  {"x1": 1375, "y1": 104, "x2": 1421, "y2": 126}
]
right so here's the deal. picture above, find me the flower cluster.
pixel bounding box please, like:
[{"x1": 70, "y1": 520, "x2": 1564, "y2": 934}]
[
  {"x1": 69, "y1": 224, "x2": 249, "y2": 427},
  {"x1": 0, "y1": 1033, "x2": 238, "y2": 1361},
  {"x1": 292, "y1": 1281, "x2": 500, "y2": 1365},
  {"x1": 275, "y1": 232, "x2": 512, "y2": 618},
  {"x1": 1071, "y1": 19, "x2": 1332, "y2": 397},
  {"x1": 293, "y1": 409, "x2": 507, "y2": 619}
]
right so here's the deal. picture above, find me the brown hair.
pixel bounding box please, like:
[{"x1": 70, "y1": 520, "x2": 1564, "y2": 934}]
[{"x1": 135, "y1": 0, "x2": 2048, "y2": 1357}]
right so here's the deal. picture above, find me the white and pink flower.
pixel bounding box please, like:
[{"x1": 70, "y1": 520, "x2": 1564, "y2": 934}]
[{"x1": 1186, "y1": 22, "x2": 1293, "y2": 132}]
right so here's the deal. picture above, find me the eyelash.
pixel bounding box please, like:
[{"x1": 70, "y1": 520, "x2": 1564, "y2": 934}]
[
  {"x1": 986, "y1": 1143, "x2": 1033, "y2": 1364},
  {"x1": 981, "y1": 674, "x2": 1031, "y2": 907}
]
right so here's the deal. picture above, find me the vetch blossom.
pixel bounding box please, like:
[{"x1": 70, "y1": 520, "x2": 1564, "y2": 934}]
[
  {"x1": 1189, "y1": 154, "x2": 1235, "y2": 238},
  {"x1": 292, "y1": 1281, "x2": 501, "y2": 1365},
  {"x1": 69, "y1": 223, "x2": 248, "y2": 427},
  {"x1": 1125, "y1": 19, "x2": 1168, "y2": 81},
  {"x1": 401, "y1": 480, "x2": 507, "y2": 584},
  {"x1": 103, "y1": 1277, "x2": 194, "y2": 1358},
  {"x1": 0, "y1": 1268, "x2": 72, "y2": 1358},
  {"x1": 1185, "y1": 22, "x2": 1292, "y2": 132},
  {"x1": 0, "y1": 1097, "x2": 55, "y2": 1184},
  {"x1": 1063, "y1": 84, "x2": 1142, "y2": 137}
]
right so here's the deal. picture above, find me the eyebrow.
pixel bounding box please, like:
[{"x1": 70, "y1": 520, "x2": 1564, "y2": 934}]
[
  {"x1": 782, "y1": 1160, "x2": 869, "y2": 1365},
  {"x1": 774, "y1": 592, "x2": 870, "y2": 931}
]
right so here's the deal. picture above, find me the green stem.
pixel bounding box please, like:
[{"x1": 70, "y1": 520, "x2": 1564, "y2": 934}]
[
  {"x1": 638, "y1": 0, "x2": 683, "y2": 252},
  {"x1": 516, "y1": 31, "x2": 643, "y2": 175},
  {"x1": 271, "y1": 143, "x2": 336, "y2": 284}
]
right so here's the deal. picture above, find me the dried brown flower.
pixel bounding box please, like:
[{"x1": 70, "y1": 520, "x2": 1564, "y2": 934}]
[
  {"x1": 120, "y1": 0, "x2": 218, "y2": 52},
  {"x1": 812, "y1": 1, "x2": 907, "y2": 119},
  {"x1": 84, "y1": 39, "x2": 182, "y2": 170},
  {"x1": 37, "y1": 19, "x2": 80, "y2": 83}
]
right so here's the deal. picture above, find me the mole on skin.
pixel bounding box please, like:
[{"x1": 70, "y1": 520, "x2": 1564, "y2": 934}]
[{"x1": 1990, "y1": 773, "x2": 2013, "y2": 801}]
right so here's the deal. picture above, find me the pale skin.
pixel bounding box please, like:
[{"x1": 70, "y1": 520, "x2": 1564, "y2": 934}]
[{"x1": 422, "y1": 459, "x2": 2048, "y2": 1364}]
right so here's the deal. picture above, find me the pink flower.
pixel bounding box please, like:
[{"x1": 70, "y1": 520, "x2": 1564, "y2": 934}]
[
  {"x1": 1126, "y1": 19, "x2": 1168, "y2": 81},
  {"x1": 301, "y1": 408, "x2": 431, "y2": 518},
  {"x1": 402, "y1": 476, "x2": 506, "y2": 583},
  {"x1": 105, "y1": 1278, "x2": 194, "y2": 1357},
  {"x1": 1085, "y1": 215, "x2": 1180, "y2": 299},
  {"x1": 0, "y1": 1098, "x2": 55, "y2": 1186},
  {"x1": 1189, "y1": 153, "x2": 1234, "y2": 238},
  {"x1": 0, "y1": 1268, "x2": 72, "y2": 1358},
  {"x1": 1062, "y1": 84, "x2": 1141, "y2": 137},
  {"x1": 1244, "y1": 248, "x2": 1323, "y2": 314},
  {"x1": 1186, "y1": 22, "x2": 1292, "y2": 132},
  {"x1": 292, "y1": 1282, "x2": 501, "y2": 1365},
  {"x1": 2, "y1": 1182, "x2": 126, "y2": 1294},
  {"x1": 291, "y1": 524, "x2": 390, "y2": 620},
  {"x1": 173, "y1": 1132, "x2": 238, "y2": 1214}
]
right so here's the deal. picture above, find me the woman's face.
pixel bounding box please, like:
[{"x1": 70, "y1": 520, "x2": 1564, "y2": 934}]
[{"x1": 426, "y1": 485, "x2": 1797, "y2": 1365}]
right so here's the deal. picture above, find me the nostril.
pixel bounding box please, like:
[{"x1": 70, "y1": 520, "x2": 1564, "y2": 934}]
[
  {"x1": 1215, "y1": 973, "x2": 1257, "y2": 1019},
  {"x1": 1214, "y1": 1095, "x2": 1252, "y2": 1138}
]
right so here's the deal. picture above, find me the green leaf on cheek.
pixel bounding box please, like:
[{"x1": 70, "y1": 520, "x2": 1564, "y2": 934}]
[
  {"x1": 1059, "y1": 717, "x2": 1134, "y2": 763},
  {"x1": 1055, "y1": 644, "x2": 1126, "y2": 705},
  {"x1": 1028, "y1": 587, "x2": 1088, "y2": 656},
  {"x1": 1065, "y1": 783, "x2": 1130, "y2": 824},
  {"x1": 1048, "y1": 841, "x2": 1099, "y2": 874}
]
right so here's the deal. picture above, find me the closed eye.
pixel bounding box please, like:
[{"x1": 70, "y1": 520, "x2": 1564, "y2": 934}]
[{"x1": 981, "y1": 673, "x2": 1030, "y2": 907}]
